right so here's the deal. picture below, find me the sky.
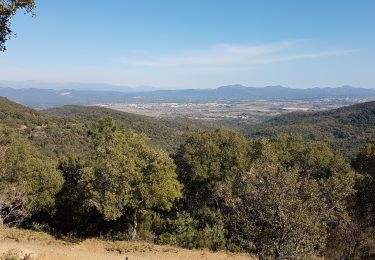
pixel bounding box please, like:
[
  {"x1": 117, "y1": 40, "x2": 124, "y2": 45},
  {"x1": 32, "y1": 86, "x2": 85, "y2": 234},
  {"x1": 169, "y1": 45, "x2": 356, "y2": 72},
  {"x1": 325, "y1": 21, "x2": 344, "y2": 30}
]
[{"x1": 0, "y1": 0, "x2": 374, "y2": 89}]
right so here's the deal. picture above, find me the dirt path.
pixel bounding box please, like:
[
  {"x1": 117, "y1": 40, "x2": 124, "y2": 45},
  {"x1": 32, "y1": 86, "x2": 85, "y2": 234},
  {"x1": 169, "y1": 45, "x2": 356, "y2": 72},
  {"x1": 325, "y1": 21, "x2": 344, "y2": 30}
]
[{"x1": 0, "y1": 227, "x2": 255, "y2": 260}]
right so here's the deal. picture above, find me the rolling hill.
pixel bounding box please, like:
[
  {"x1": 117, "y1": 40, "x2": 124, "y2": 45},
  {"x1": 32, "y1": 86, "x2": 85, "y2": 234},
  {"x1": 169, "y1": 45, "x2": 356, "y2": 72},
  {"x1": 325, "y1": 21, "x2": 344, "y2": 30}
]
[
  {"x1": 0, "y1": 96, "x2": 90, "y2": 157},
  {"x1": 43, "y1": 105, "x2": 207, "y2": 152},
  {"x1": 1, "y1": 95, "x2": 374, "y2": 158},
  {"x1": 0, "y1": 97, "x2": 207, "y2": 155},
  {"x1": 241, "y1": 101, "x2": 375, "y2": 158}
]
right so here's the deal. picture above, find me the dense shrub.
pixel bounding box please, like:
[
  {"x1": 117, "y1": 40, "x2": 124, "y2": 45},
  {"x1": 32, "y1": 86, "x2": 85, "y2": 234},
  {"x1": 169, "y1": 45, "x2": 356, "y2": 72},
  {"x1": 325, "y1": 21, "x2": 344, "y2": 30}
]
[{"x1": 0, "y1": 125, "x2": 63, "y2": 226}]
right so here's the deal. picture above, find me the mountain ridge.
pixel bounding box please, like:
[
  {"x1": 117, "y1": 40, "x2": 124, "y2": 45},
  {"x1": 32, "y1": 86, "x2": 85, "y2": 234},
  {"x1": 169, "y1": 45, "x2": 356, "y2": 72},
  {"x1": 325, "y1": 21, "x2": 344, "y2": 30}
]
[{"x1": 1, "y1": 84, "x2": 374, "y2": 108}]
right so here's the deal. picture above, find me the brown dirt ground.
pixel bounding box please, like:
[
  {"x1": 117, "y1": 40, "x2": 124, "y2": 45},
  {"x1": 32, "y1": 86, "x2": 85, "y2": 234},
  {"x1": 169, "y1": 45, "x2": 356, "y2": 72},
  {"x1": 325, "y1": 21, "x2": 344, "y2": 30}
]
[{"x1": 0, "y1": 227, "x2": 256, "y2": 260}]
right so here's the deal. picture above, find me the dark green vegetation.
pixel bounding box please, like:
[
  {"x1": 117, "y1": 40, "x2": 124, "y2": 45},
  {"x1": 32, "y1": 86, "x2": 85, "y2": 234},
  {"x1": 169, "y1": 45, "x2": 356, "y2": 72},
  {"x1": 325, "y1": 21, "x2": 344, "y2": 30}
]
[
  {"x1": 0, "y1": 97, "x2": 206, "y2": 155},
  {"x1": 44, "y1": 105, "x2": 207, "y2": 152},
  {"x1": 0, "y1": 126, "x2": 63, "y2": 226},
  {"x1": 1, "y1": 96, "x2": 375, "y2": 259},
  {"x1": 0, "y1": 97, "x2": 90, "y2": 157},
  {"x1": 241, "y1": 101, "x2": 375, "y2": 159}
]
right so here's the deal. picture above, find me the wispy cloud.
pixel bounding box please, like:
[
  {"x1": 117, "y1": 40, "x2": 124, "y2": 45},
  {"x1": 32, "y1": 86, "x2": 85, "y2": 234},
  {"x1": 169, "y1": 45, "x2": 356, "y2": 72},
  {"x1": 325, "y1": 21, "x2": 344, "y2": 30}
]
[{"x1": 122, "y1": 41, "x2": 357, "y2": 68}]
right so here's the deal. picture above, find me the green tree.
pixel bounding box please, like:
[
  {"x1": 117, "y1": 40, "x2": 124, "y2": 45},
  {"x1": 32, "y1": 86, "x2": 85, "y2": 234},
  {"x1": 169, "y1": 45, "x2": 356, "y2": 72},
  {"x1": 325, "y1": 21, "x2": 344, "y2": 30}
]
[
  {"x1": 174, "y1": 128, "x2": 250, "y2": 225},
  {"x1": 82, "y1": 118, "x2": 182, "y2": 239},
  {"x1": 0, "y1": 0, "x2": 35, "y2": 51},
  {"x1": 0, "y1": 125, "x2": 63, "y2": 226},
  {"x1": 235, "y1": 137, "x2": 356, "y2": 259},
  {"x1": 352, "y1": 142, "x2": 375, "y2": 226},
  {"x1": 238, "y1": 163, "x2": 327, "y2": 259},
  {"x1": 54, "y1": 155, "x2": 93, "y2": 233},
  {"x1": 352, "y1": 142, "x2": 375, "y2": 177},
  {"x1": 173, "y1": 128, "x2": 252, "y2": 251},
  {"x1": 250, "y1": 136, "x2": 356, "y2": 219}
]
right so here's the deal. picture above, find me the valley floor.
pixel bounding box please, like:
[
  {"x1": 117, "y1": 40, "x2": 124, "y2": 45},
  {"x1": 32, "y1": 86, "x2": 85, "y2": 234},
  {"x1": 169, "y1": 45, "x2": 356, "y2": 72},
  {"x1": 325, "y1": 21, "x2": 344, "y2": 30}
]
[{"x1": 0, "y1": 227, "x2": 254, "y2": 260}]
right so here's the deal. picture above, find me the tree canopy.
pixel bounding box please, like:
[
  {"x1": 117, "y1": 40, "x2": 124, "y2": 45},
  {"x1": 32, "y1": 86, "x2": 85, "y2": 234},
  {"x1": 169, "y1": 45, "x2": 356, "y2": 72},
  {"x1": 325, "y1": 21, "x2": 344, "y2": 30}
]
[
  {"x1": 173, "y1": 130, "x2": 357, "y2": 257},
  {"x1": 352, "y1": 142, "x2": 375, "y2": 227},
  {"x1": 237, "y1": 137, "x2": 356, "y2": 259},
  {"x1": 82, "y1": 118, "x2": 182, "y2": 239},
  {"x1": 0, "y1": 125, "x2": 63, "y2": 226}
]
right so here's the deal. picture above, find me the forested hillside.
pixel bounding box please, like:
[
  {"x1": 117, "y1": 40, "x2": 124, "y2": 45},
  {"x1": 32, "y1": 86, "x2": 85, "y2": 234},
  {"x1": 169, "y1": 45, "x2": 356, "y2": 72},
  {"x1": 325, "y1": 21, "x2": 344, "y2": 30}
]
[
  {"x1": 43, "y1": 105, "x2": 207, "y2": 152},
  {"x1": 0, "y1": 97, "x2": 89, "y2": 157},
  {"x1": 1, "y1": 96, "x2": 375, "y2": 259},
  {"x1": 0, "y1": 97, "x2": 206, "y2": 155},
  {"x1": 241, "y1": 101, "x2": 375, "y2": 158},
  {"x1": 43, "y1": 101, "x2": 375, "y2": 158}
]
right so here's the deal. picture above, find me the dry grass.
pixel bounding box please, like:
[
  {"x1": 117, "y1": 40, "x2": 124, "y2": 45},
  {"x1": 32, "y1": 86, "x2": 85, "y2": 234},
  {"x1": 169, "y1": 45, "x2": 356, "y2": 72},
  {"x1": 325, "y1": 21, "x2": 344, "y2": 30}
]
[
  {"x1": 0, "y1": 227, "x2": 256, "y2": 260},
  {"x1": 0, "y1": 249, "x2": 37, "y2": 260}
]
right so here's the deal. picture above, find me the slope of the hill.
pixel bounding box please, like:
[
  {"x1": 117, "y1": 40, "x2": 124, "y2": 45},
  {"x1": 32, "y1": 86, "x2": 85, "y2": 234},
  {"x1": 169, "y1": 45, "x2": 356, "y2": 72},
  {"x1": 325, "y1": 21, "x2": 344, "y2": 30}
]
[
  {"x1": 42, "y1": 105, "x2": 208, "y2": 152},
  {"x1": 0, "y1": 97, "x2": 208, "y2": 154},
  {"x1": 0, "y1": 96, "x2": 48, "y2": 127},
  {"x1": 0, "y1": 97, "x2": 89, "y2": 157},
  {"x1": 241, "y1": 101, "x2": 375, "y2": 158},
  {"x1": 3, "y1": 96, "x2": 374, "y2": 159}
]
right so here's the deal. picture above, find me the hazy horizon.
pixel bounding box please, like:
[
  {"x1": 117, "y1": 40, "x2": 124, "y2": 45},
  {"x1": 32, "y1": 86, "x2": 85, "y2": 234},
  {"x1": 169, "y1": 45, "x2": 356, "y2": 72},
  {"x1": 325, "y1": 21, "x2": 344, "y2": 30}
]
[
  {"x1": 1, "y1": 80, "x2": 375, "y2": 92},
  {"x1": 1, "y1": 0, "x2": 374, "y2": 89}
]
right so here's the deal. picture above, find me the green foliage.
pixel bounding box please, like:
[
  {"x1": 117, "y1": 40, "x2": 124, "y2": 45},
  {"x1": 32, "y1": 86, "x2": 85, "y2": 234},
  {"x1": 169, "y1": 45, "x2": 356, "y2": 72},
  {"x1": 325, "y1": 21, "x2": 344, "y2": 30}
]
[
  {"x1": 352, "y1": 142, "x2": 375, "y2": 177},
  {"x1": 0, "y1": 97, "x2": 207, "y2": 158},
  {"x1": 0, "y1": 97, "x2": 90, "y2": 158},
  {"x1": 174, "y1": 128, "x2": 250, "y2": 226},
  {"x1": 82, "y1": 118, "x2": 182, "y2": 238},
  {"x1": 195, "y1": 223, "x2": 226, "y2": 250},
  {"x1": 0, "y1": 125, "x2": 63, "y2": 226},
  {"x1": 325, "y1": 215, "x2": 372, "y2": 260},
  {"x1": 44, "y1": 105, "x2": 208, "y2": 153},
  {"x1": 53, "y1": 155, "x2": 91, "y2": 233},
  {"x1": 238, "y1": 137, "x2": 356, "y2": 259},
  {"x1": 0, "y1": 0, "x2": 35, "y2": 52},
  {"x1": 158, "y1": 212, "x2": 197, "y2": 248},
  {"x1": 352, "y1": 142, "x2": 375, "y2": 227},
  {"x1": 157, "y1": 211, "x2": 225, "y2": 251},
  {"x1": 174, "y1": 131, "x2": 356, "y2": 257},
  {"x1": 239, "y1": 164, "x2": 326, "y2": 259},
  {"x1": 242, "y1": 101, "x2": 375, "y2": 159}
]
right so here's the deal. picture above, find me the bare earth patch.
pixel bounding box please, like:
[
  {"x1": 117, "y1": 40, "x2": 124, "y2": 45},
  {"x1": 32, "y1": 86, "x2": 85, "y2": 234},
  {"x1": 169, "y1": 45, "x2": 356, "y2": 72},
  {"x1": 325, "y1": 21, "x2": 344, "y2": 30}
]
[{"x1": 0, "y1": 227, "x2": 255, "y2": 260}]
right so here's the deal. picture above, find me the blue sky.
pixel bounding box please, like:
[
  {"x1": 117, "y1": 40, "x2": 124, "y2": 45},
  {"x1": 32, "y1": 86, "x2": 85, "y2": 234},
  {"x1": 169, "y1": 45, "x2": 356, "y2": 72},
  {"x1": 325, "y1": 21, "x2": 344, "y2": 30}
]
[{"x1": 1, "y1": 0, "x2": 374, "y2": 89}]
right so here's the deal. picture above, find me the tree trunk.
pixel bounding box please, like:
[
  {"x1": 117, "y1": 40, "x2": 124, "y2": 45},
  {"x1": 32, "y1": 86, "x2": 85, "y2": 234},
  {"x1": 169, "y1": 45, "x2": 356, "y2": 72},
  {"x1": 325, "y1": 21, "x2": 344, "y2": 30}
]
[
  {"x1": 131, "y1": 209, "x2": 138, "y2": 240},
  {"x1": 0, "y1": 205, "x2": 3, "y2": 226}
]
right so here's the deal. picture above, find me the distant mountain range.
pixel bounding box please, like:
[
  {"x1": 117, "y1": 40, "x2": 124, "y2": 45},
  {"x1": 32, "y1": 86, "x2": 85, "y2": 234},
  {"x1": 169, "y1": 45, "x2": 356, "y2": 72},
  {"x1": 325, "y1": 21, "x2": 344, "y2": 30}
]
[
  {"x1": 128, "y1": 85, "x2": 375, "y2": 103},
  {"x1": 0, "y1": 83, "x2": 374, "y2": 108},
  {"x1": 0, "y1": 81, "x2": 157, "y2": 92}
]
